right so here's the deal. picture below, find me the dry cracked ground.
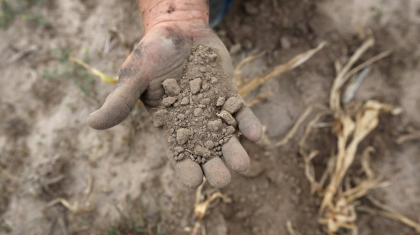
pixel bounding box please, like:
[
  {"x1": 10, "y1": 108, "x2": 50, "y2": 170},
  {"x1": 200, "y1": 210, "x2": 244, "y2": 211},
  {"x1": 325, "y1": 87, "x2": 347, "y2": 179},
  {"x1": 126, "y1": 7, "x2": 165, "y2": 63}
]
[{"x1": 0, "y1": 0, "x2": 420, "y2": 234}]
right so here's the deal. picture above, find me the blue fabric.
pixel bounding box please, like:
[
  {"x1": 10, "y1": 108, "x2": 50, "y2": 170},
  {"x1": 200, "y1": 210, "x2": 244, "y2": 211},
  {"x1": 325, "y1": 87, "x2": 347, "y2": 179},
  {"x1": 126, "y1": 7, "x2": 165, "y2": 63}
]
[{"x1": 209, "y1": 0, "x2": 233, "y2": 28}]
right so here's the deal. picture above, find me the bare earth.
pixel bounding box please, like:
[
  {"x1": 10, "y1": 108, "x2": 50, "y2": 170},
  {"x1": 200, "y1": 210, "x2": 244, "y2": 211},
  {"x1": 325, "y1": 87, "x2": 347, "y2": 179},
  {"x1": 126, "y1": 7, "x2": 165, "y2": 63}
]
[{"x1": 0, "y1": 0, "x2": 419, "y2": 234}]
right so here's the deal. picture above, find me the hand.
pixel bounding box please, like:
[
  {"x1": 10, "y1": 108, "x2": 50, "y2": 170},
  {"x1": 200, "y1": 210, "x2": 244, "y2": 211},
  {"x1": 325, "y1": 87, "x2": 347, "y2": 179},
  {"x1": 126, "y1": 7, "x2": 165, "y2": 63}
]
[{"x1": 87, "y1": 1, "x2": 262, "y2": 189}]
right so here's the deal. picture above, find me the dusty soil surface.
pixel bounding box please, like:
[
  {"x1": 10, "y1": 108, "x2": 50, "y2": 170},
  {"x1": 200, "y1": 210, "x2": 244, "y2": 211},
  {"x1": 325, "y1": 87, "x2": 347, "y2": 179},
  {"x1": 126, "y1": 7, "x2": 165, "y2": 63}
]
[{"x1": 1, "y1": 0, "x2": 419, "y2": 235}]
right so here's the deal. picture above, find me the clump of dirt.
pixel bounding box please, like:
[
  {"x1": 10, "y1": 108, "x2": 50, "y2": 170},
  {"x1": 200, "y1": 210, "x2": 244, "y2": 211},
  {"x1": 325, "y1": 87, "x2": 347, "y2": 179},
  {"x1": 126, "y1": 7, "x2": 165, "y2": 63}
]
[{"x1": 150, "y1": 45, "x2": 243, "y2": 165}]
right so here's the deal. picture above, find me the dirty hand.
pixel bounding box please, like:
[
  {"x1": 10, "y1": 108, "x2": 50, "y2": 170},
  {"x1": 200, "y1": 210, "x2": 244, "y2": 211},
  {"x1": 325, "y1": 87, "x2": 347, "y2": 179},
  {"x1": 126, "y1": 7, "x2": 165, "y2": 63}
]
[{"x1": 87, "y1": 0, "x2": 262, "y2": 189}]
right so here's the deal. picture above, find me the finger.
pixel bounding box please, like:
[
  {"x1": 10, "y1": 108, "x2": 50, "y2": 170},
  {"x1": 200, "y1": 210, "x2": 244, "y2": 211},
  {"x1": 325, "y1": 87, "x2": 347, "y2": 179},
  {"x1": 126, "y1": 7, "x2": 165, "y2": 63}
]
[
  {"x1": 235, "y1": 106, "x2": 263, "y2": 142},
  {"x1": 202, "y1": 157, "x2": 231, "y2": 188},
  {"x1": 175, "y1": 159, "x2": 203, "y2": 189},
  {"x1": 88, "y1": 50, "x2": 148, "y2": 130},
  {"x1": 222, "y1": 136, "x2": 250, "y2": 172}
]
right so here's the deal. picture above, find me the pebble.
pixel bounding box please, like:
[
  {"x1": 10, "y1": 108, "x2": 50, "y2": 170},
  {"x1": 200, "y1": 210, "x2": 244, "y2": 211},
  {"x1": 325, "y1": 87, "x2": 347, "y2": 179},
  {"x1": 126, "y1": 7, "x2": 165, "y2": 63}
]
[
  {"x1": 176, "y1": 128, "x2": 191, "y2": 145},
  {"x1": 162, "y1": 97, "x2": 177, "y2": 107},
  {"x1": 174, "y1": 146, "x2": 184, "y2": 154},
  {"x1": 178, "y1": 153, "x2": 185, "y2": 161},
  {"x1": 190, "y1": 78, "x2": 202, "y2": 94},
  {"x1": 211, "y1": 77, "x2": 218, "y2": 84},
  {"x1": 202, "y1": 83, "x2": 210, "y2": 91},
  {"x1": 199, "y1": 98, "x2": 210, "y2": 105},
  {"x1": 195, "y1": 145, "x2": 211, "y2": 158},
  {"x1": 151, "y1": 109, "x2": 167, "y2": 127},
  {"x1": 199, "y1": 67, "x2": 207, "y2": 73},
  {"x1": 194, "y1": 108, "x2": 203, "y2": 116},
  {"x1": 168, "y1": 136, "x2": 175, "y2": 144},
  {"x1": 177, "y1": 114, "x2": 186, "y2": 120},
  {"x1": 207, "y1": 119, "x2": 223, "y2": 131},
  {"x1": 204, "y1": 140, "x2": 215, "y2": 149},
  {"x1": 180, "y1": 97, "x2": 189, "y2": 105},
  {"x1": 216, "y1": 97, "x2": 225, "y2": 106},
  {"x1": 226, "y1": 126, "x2": 235, "y2": 135},
  {"x1": 222, "y1": 96, "x2": 243, "y2": 114},
  {"x1": 162, "y1": 78, "x2": 181, "y2": 96}
]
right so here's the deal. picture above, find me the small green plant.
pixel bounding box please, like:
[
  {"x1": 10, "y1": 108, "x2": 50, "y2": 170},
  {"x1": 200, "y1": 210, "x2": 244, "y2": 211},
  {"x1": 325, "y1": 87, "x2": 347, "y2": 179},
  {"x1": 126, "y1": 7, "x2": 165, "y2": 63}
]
[{"x1": 42, "y1": 48, "x2": 96, "y2": 97}]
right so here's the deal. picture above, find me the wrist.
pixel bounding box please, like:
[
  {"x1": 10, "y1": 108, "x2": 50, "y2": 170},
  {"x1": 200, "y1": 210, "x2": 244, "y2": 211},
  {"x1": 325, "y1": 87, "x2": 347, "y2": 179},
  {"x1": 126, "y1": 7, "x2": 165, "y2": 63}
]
[{"x1": 141, "y1": 0, "x2": 209, "y2": 34}]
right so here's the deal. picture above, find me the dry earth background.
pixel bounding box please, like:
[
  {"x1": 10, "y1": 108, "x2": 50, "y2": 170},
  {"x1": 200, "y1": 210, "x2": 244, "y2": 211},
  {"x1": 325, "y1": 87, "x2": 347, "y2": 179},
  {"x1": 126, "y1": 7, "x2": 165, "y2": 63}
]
[{"x1": 0, "y1": 0, "x2": 420, "y2": 234}]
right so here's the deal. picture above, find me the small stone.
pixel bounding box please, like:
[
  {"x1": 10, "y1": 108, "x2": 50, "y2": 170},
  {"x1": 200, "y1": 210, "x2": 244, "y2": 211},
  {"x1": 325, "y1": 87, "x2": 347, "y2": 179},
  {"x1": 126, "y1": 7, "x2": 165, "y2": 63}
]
[
  {"x1": 219, "y1": 140, "x2": 224, "y2": 145},
  {"x1": 162, "y1": 97, "x2": 177, "y2": 107},
  {"x1": 177, "y1": 114, "x2": 186, "y2": 120},
  {"x1": 198, "y1": 104, "x2": 206, "y2": 108},
  {"x1": 195, "y1": 145, "x2": 211, "y2": 158},
  {"x1": 200, "y1": 98, "x2": 210, "y2": 105},
  {"x1": 190, "y1": 78, "x2": 202, "y2": 94},
  {"x1": 280, "y1": 36, "x2": 291, "y2": 49},
  {"x1": 180, "y1": 97, "x2": 189, "y2": 105},
  {"x1": 216, "y1": 97, "x2": 225, "y2": 106},
  {"x1": 199, "y1": 67, "x2": 207, "y2": 73},
  {"x1": 204, "y1": 141, "x2": 215, "y2": 149},
  {"x1": 196, "y1": 156, "x2": 202, "y2": 163},
  {"x1": 169, "y1": 128, "x2": 175, "y2": 134},
  {"x1": 198, "y1": 94, "x2": 203, "y2": 99},
  {"x1": 226, "y1": 126, "x2": 235, "y2": 135},
  {"x1": 168, "y1": 136, "x2": 175, "y2": 144},
  {"x1": 216, "y1": 146, "x2": 221, "y2": 151},
  {"x1": 222, "y1": 97, "x2": 243, "y2": 114},
  {"x1": 176, "y1": 128, "x2": 191, "y2": 145},
  {"x1": 162, "y1": 78, "x2": 181, "y2": 96},
  {"x1": 202, "y1": 83, "x2": 210, "y2": 91},
  {"x1": 151, "y1": 109, "x2": 167, "y2": 127},
  {"x1": 174, "y1": 146, "x2": 184, "y2": 154},
  {"x1": 207, "y1": 119, "x2": 223, "y2": 131},
  {"x1": 222, "y1": 128, "x2": 227, "y2": 133},
  {"x1": 211, "y1": 77, "x2": 218, "y2": 84},
  {"x1": 178, "y1": 153, "x2": 185, "y2": 161},
  {"x1": 209, "y1": 53, "x2": 217, "y2": 61},
  {"x1": 194, "y1": 108, "x2": 203, "y2": 116}
]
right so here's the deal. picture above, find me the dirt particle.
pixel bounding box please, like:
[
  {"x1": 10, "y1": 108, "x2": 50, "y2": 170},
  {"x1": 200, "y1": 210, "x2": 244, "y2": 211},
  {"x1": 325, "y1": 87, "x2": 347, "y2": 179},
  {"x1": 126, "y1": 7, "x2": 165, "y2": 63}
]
[
  {"x1": 174, "y1": 146, "x2": 184, "y2": 154},
  {"x1": 216, "y1": 97, "x2": 226, "y2": 106},
  {"x1": 211, "y1": 77, "x2": 218, "y2": 84},
  {"x1": 204, "y1": 140, "x2": 215, "y2": 149},
  {"x1": 162, "y1": 97, "x2": 177, "y2": 107},
  {"x1": 222, "y1": 97, "x2": 243, "y2": 114},
  {"x1": 199, "y1": 98, "x2": 210, "y2": 105},
  {"x1": 195, "y1": 145, "x2": 211, "y2": 158},
  {"x1": 202, "y1": 83, "x2": 210, "y2": 91},
  {"x1": 177, "y1": 114, "x2": 186, "y2": 120},
  {"x1": 194, "y1": 108, "x2": 203, "y2": 116},
  {"x1": 152, "y1": 109, "x2": 168, "y2": 127},
  {"x1": 176, "y1": 128, "x2": 191, "y2": 145},
  {"x1": 199, "y1": 67, "x2": 207, "y2": 73},
  {"x1": 180, "y1": 97, "x2": 189, "y2": 105},
  {"x1": 208, "y1": 119, "x2": 223, "y2": 131},
  {"x1": 226, "y1": 126, "x2": 235, "y2": 135},
  {"x1": 162, "y1": 78, "x2": 181, "y2": 96},
  {"x1": 190, "y1": 78, "x2": 202, "y2": 94}
]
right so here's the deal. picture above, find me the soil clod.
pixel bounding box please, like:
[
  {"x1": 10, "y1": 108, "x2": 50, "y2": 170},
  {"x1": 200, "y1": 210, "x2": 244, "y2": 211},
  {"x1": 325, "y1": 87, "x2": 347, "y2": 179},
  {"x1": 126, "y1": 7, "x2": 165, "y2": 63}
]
[{"x1": 150, "y1": 45, "x2": 238, "y2": 165}]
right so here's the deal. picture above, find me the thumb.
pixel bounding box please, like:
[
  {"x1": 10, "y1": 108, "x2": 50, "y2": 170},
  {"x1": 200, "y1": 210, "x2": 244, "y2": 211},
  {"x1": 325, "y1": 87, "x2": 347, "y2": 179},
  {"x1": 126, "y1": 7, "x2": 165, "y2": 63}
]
[{"x1": 88, "y1": 49, "x2": 148, "y2": 130}]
